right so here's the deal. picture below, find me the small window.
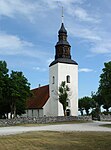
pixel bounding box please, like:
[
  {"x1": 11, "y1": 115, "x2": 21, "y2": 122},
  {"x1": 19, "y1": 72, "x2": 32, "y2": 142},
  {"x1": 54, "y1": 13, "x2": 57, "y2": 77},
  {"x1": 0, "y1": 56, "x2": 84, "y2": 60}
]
[
  {"x1": 66, "y1": 102, "x2": 68, "y2": 106},
  {"x1": 66, "y1": 99, "x2": 70, "y2": 107},
  {"x1": 66, "y1": 75, "x2": 70, "y2": 83},
  {"x1": 52, "y1": 76, "x2": 55, "y2": 84}
]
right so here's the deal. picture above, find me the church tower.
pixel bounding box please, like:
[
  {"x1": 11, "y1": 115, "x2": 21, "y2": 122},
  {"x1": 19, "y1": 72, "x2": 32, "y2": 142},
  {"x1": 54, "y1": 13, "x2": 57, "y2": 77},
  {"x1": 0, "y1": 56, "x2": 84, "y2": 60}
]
[{"x1": 44, "y1": 22, "x2": 78, "y2": 116}]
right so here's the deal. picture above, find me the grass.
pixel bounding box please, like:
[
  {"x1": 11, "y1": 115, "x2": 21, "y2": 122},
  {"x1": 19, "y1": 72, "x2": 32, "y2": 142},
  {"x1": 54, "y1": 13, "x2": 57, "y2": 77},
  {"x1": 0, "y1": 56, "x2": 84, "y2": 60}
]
[
  {"x1": 100, "y1": 124, "x2": 111, "y2": 128},
  {"x1": 0, "y1": 131, "x2": 111, "y2": 150}
]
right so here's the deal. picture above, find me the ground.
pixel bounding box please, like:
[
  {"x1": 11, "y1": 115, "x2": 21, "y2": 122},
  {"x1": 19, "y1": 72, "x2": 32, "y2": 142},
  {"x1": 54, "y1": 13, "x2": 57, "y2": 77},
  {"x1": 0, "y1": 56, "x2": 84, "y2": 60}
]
[{"x1": 0, "y1": 121, "x2": 111, "y2": 136}]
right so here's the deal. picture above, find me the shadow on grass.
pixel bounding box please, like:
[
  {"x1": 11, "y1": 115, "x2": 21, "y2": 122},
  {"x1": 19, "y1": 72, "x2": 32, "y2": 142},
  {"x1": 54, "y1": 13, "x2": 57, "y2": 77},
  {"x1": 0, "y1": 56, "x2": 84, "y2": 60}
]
[{"x1": 100, "y1": 124, "x2": 111, "y2": 128}]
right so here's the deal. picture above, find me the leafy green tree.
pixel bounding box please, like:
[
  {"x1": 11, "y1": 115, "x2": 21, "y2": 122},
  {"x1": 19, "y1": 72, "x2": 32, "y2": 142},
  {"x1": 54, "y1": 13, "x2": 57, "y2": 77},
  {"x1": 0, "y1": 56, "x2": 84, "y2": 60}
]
[
  {"x1": 98, "y1": 61, "x2": 111, "y2": 112},
  {"x1": 0, "y1": 61, "x2": 10, "y2": 118},
  {"x1": 9, "y1": 71, "x2": 31, "y2": 118},
  {"x1": 91, "y1": 92, "x2": 103, "y2": 110},
  {"x1": 91, "y1": 92, "x2": 103, "y2": 120},
  {"x1": 78, "y1": 96, "x2": 94, "y2": 115},
  {"x1": 58, "y1": 81, "x2": 70, "y2": 116},
  {"x1": 0, "y1": 60, "x2": 31, "y2": 118}
]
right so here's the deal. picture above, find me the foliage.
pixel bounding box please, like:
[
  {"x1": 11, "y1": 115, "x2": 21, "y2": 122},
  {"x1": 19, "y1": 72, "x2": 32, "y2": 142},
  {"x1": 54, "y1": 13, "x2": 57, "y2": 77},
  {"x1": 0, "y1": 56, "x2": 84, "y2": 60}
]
[
  {"x1": 98, "y1": 61, "x2": 111, "y2": 112},
  {"x1": 0, "y1": 61, "x2": 31, "y2": 118},
  {"x1": 91, "y1": 91, "x2": 103, "y2": 109},
  {"x1": 9, "y1": 71, "x2": 31, "y2": 118},
  {"x1": 78, "y1": 96, "x2": 94, "y2": 115},
  {"x1": 91, "y1": 108, "x2": 100, "y2": 121},
  {"x1": 78, "y1": 99, "x2": 84, "y2": 116},
  {"x1": 79, "y1": 61, "x2": 111, "y2": 116},
  {"x1": 0, "y1": 61, "x2": 10, "y2": 118},
  {"x1": 58, "y1": 81, "x2": 70, "y2": 116}
]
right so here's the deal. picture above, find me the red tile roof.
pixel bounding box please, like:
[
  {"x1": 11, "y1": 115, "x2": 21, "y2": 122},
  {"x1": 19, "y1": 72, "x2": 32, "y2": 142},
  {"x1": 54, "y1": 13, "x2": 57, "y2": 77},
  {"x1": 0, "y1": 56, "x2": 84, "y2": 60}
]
[{"x1": 27, "y1": 85, "x2": 49, "y2": 109}]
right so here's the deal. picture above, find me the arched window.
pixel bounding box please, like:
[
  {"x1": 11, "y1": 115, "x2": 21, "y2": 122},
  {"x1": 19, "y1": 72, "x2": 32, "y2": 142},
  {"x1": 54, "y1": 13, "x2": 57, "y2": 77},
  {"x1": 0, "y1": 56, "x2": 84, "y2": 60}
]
[
  {"x1": 66, "y1": 75, "x2": 70, "y2": 83},
  {"x1": 66, "y1": 99, "x2": 70, "y2": 107},
  {"x1": 52, "y1": 76, "x2": 55, "y2": 84}
]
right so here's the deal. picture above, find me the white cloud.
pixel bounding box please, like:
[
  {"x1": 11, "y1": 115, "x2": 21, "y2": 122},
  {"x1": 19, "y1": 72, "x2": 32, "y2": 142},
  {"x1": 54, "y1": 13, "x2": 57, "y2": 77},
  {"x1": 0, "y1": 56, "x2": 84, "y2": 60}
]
[
  {"x1": 56, "y1": 1, "x2": 100, "y2": 23},
  {"x1": 0, "y1": 32, "x2": 51, "y2": 61},
  {"x1": 67, "y1": 17, "x2": 111, "y2": 55},
  {"x1": 0, "y1": 0, "x2": 97, "y2": 23},
  {"x1": 33, "y1": 66, "x2": 47, "y2": 72},
  {"x1": 33, "y1": 67, "x2": 40, "y2": 71},
  {"x1": 0, "y1": 33, "x2": 33, "y2": 49},
  {"x1": 0, "y1": 0, "x2": 47, "y2": 21},
  {"x1": 90, "y1": 39, "x2": 111, "y2": 54},
  {"x1": 0, "y1": 32, "x2": 33, "y2": 55},
  {"x1": 0, "y1": 0, "x2": 110, "y2": 57},
  {"x1": 79, "y1": 68, "x2": 93, "y2": 72},
  {"x1": 73, "y1": 7, "x2": 100, "y2": 23},
  {"x1": 69, "y1": 26, "x2": 101, "y2": 41}
]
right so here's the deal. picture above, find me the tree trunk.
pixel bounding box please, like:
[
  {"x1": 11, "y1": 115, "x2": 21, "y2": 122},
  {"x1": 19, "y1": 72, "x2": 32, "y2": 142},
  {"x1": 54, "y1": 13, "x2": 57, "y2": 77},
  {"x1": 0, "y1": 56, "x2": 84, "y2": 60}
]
[
  {"x1": 106, "y1": 108, "x2": 109, "y2": 112},
  {"x1": 10, "y1": 104, "x2": 13, "y2": 119},
  {"x1": 63, "y1": 106, "x2": 66, "y2": 116},
  {"x1": 81, "y1": 110, "x2": 83, "y2": 116},
  {"x1": 86, "y1": 109, "x2": 89, "y2": 115},
  {"x1": 13, "y1": 104, "x2": 16, "y2": 118},
  {"x1": 6, "y1": 113, "x2": 8, "y2": 119}
]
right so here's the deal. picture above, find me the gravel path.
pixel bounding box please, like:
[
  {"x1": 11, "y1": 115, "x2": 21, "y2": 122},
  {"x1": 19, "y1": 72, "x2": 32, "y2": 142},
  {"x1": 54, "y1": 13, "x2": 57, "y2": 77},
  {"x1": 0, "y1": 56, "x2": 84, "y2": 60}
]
[{"x1": 0, "y1": 121, "x2": 111, "y2": 136}]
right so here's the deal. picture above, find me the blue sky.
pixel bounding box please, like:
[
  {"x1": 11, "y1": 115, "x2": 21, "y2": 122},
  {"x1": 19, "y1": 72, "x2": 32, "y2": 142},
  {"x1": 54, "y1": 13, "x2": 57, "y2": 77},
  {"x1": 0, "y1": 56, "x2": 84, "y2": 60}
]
[{"x1": 0, "y1": 0, "x2": 111, "y2": 98}]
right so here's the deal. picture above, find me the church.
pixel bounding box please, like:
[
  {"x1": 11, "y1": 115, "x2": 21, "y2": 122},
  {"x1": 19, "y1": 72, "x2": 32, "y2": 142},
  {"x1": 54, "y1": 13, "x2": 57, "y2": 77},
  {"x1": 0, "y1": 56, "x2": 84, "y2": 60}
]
[{"x1": 26, "y1": 22, "x2": 78, "y2": 117}]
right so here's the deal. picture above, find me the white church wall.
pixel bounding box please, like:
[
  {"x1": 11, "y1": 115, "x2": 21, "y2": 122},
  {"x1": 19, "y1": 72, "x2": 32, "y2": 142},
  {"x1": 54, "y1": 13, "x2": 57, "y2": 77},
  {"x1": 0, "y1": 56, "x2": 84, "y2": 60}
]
[
  {"x1": 44, "y1": 62, "x2": 78, "y2": 117},
  {"x1": 58, "y1": 63, "x2": 78, "y2": 116},
  {"x1": 58, "y1": 101, "x2": 64, "y2": 116},
  {"x1": 44, "y1": 64, "x2": 59, "y2": 116},
  {"x1": 26, "y1": 109, "x2": 43, "y2": 117},
  {"x1": 43, "y1": 98, "x2": 51, "y2": 116}
]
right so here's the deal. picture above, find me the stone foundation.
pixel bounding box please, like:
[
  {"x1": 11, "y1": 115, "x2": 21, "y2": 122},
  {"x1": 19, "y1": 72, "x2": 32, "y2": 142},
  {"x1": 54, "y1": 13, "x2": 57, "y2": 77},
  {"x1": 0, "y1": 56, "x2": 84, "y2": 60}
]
[
  {"x1": 100, "y1": 114, "x2": 111, "y2": 121},
  {"x1": 0, "y1": 116, "x2": 92, "y2": 127}
]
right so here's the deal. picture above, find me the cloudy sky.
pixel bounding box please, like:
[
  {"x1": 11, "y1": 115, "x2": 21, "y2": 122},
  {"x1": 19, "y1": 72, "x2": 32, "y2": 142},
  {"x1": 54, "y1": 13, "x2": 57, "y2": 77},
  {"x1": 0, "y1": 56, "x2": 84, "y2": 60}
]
[{"x1": 0, "y1": 0, "x2": 110, "y2": 98}]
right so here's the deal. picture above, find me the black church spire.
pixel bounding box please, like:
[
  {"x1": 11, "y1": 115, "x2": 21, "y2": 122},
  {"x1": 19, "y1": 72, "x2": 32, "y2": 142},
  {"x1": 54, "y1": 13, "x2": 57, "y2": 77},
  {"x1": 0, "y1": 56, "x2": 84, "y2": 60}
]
[
  {"x1": 49, "y1": 23, "x2": 78, "y2": 67},
  {"x1": 59, "y1": 23, "x2": 67, "y2": 34},
  {"x1": 55, "y1": 23, "x2": 71, "y2": 59}
]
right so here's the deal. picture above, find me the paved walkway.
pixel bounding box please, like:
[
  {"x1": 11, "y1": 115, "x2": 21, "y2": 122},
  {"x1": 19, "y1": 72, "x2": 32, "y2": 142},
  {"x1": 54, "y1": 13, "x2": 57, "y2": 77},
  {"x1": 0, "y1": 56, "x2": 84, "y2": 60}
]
[{"x1": 0, "y1": 121, "x2": 111, "y2": 136}]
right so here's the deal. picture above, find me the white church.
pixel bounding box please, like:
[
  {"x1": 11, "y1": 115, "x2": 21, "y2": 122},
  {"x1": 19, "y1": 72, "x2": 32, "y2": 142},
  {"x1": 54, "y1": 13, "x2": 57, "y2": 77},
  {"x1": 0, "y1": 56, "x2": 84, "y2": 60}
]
[{"x1": 26, "y1": 22, "x2": 78, "y2": 117}]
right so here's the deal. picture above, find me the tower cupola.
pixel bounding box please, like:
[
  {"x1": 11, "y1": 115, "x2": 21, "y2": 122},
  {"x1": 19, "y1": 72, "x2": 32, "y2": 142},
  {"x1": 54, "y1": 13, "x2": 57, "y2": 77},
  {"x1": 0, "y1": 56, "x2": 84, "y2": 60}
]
[
  {"x1": 49, "y1": 23, "x2": 78, "y2": 67},
  {"x1": 59, "y1": 23, "x2": 67, "y2": 34},
  {"x1": 55, "y1": 23, "x2": 71, "y2": 60}
]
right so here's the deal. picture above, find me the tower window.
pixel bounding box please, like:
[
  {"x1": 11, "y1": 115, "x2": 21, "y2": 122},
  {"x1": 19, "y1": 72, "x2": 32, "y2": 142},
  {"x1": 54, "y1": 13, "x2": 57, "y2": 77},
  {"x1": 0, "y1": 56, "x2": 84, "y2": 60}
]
[
  {"x1": 66, "y1": 75, "x2": 70, "y2": 83},
  {"x1": 52, "y1": 76, "x2": 55, "y2": 84},
  {"x1": 66, "y1": 99, "x2": 70, "y2": 107}
]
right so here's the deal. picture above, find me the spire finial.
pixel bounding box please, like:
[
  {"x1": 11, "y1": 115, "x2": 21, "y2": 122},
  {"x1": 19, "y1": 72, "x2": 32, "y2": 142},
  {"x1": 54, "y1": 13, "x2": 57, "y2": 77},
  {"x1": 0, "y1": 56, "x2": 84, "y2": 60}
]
[{"x1": 62, "y1": 6, "x2": 64, "y2": 23}]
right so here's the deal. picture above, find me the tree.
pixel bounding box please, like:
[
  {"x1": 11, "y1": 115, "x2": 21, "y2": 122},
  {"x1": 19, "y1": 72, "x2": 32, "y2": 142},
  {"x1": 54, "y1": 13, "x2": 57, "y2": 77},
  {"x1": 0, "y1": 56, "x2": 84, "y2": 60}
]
[
  {"x1": 0, "y1": 61, "x2": 10, "y2": 118},
  {"x1": 58, "y1": 81, "x2": 70, "y2": 116},
  {"x1": 98, "y1": 61, "x2": 111, "y2": 112},
  {"x1": 91, "y1": 92, "x2": 103, "y2": 110},
  {"x1": 78, "y1": 96, "x2": 94, "y2": 115},
  {"x1": 9, "y1": 71, "x2": 31, "y2": 118},
  {"x1": 0, "y1": 60, "x2": 31, "y2": 118}
]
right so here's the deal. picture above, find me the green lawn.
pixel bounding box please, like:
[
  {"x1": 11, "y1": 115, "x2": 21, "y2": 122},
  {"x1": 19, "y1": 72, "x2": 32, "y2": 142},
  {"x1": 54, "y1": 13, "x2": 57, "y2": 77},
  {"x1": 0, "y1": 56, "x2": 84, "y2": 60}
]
[{"x1": 0, "y1": 131, "x2": 111, "y2": 150}]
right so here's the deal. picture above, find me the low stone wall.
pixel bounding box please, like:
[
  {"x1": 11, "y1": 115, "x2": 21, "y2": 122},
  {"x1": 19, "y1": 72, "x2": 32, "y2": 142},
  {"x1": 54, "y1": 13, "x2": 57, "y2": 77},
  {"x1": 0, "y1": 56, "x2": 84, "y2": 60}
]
[
  {"x1": 0, "y1": 116, "x2": 92, "y2": 127},
  {"x1": 100, "y1": 114, "x2": 111, "y2": 121}
]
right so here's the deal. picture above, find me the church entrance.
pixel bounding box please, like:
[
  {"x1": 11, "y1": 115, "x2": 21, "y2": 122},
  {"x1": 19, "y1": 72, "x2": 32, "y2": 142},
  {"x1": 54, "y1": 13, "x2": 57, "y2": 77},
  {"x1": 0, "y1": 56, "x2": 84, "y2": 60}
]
[{"x1": 66, "y1": 109, "x2": 70, "y2": 116}]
